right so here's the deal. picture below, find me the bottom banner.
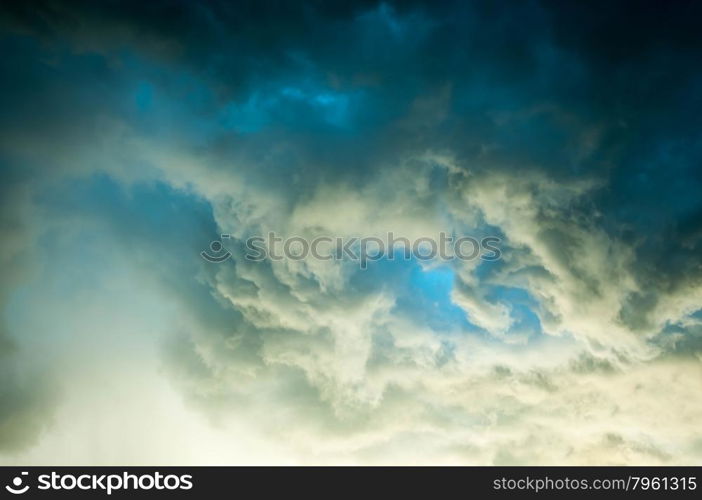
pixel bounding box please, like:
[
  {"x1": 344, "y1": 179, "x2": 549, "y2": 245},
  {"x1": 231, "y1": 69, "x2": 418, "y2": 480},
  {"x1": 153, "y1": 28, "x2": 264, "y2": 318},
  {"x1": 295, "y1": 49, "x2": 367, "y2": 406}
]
[{"x1": 0, "y1": 467, "x2": 699, "y2": 498}]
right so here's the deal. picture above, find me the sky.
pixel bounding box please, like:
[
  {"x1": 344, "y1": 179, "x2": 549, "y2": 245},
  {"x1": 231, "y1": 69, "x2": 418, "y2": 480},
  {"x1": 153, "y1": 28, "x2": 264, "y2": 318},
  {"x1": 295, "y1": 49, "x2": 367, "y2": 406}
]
[{"x1": 0, "y1": 0, "x2": 701, "y2": 465}]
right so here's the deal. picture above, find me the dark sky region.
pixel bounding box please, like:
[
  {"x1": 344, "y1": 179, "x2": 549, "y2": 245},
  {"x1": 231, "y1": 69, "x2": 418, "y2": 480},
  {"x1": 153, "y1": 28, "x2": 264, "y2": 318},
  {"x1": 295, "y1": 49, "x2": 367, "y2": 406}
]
[{"x1": 0, "y1": 0, "x2": 701, "y2": 464}]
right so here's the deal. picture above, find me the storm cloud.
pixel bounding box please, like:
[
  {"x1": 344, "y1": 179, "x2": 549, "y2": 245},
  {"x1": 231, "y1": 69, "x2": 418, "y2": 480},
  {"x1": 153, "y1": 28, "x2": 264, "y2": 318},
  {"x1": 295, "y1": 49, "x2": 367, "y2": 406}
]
[{"x1": 0, "y1": 0, "x2": 701, "y2": 464}]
